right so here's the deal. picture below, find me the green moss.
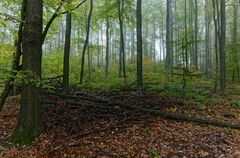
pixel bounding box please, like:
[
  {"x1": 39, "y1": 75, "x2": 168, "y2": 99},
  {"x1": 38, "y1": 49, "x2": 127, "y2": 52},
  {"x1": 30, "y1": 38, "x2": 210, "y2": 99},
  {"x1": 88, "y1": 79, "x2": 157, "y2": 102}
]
[
  {"x1": 7, "y1": 95, "x2": 21, "y2": 104},
  {"x1": 229, "y1": 100, "x2": 240, "y2": 107},
  {"x1": 11, "y1": 126, "x2": 42, "y2": 145}
]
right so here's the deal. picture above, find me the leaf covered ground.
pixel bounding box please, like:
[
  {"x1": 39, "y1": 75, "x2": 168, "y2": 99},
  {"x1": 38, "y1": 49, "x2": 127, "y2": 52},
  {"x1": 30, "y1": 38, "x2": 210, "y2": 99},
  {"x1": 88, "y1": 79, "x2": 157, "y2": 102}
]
[{"x1": 1, "y1": 91, "x2": 240, "y2": 158}]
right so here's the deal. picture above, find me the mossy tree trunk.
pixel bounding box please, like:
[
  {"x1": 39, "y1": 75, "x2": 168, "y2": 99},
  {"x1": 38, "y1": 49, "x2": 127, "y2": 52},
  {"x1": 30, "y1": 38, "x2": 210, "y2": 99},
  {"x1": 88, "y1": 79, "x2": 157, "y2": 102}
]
[{"x1": 11, "y1": 0, "x2": 43, "y2": 145}]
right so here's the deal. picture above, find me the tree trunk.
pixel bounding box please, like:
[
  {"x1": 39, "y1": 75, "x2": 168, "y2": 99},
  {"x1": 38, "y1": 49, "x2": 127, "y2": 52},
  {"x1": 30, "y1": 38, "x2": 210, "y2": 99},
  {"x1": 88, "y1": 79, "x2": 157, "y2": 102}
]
[
  {"x1": 0, "y1": 0, "x2": 25, "y2": 111},
  {"x1": 184, "y1": 0, "x2": 189, "y2": 68},
  {"x1": 80, "y1": 0, "x2": 93, "y2": 84},
  {"x1": 194, "y1": 0, "x2": 198, "y2": 69},
  {"x1": 232, "y1": 0, "x2": 239, "y2": 82},
  {"x1": 117, "y1": 0, "x2": 126, "y2": 80},
  {"x1": 63, "y1": 9, "x2": 72, "y2": 91},
  {"x1": 166, "y1": 0, "x2": 172, "y2": 81},
  {"x1": 105, "y1": 19, "x2": 110, "y2": 78},
  {"x1": 11, "y1": 0, "x2": 43, "y2": 145},
  {"x1": 219, "y1": 0, "x2": 226, "y2": 93},
  {"x1": 205, "y1": 0, "x2": 211, "y2": 78},
  {"x1": 136, "y1": 0, "x2": 143, "y2": 95}
]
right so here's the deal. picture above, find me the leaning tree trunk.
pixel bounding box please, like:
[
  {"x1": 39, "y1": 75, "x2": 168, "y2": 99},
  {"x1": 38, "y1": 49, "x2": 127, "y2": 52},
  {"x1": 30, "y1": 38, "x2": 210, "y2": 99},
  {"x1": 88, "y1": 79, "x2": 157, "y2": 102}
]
[
  {"x1": 80, "y1": 0, "x2": 93, "y2": 84},
  {"x1": 11, "y1": 0, "x2": 43, "y2": 145},
  {"x1": 0, "y1": 0, "x2": 26, "y2": 111}
]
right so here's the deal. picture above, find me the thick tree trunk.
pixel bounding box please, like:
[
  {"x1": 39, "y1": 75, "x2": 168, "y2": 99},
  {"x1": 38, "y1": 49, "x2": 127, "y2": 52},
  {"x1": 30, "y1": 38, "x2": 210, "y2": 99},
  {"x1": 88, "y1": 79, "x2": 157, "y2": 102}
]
[{"x1": 11, "y1": 0, "x2": 43, "y2": 145}]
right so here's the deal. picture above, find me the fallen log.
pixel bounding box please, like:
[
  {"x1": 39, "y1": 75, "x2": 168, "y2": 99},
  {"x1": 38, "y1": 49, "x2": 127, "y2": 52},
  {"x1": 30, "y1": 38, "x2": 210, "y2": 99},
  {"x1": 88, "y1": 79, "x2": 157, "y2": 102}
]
[{"x1": 44, "y1": 90, "x2": 240, "y2": 129}]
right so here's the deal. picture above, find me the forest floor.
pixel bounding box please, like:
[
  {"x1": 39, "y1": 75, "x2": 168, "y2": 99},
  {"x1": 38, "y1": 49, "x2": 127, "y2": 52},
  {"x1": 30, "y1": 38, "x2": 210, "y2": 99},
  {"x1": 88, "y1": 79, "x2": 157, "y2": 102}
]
[{"x1": 1, "y1": 89, "x2": 240, "y2": 158}]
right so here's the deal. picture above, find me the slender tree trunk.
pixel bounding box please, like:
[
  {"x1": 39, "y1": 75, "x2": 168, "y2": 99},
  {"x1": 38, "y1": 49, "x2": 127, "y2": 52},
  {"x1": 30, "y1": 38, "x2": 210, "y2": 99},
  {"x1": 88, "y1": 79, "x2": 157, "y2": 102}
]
[
  {"x1": 63, "y1": 8, "x2": 72, "y2": 91},
  {"x1": 194, "y1": 0, "x2": 198, "y2": 69},
  {"x1": 232, "y1": 0, "x2": 239, "y2": 82},
  {"x1": 205, "y1": 0, "x2": 211, "y2": 78},
  {"x1": 105, "y1": 19, "x2": 110, "y2": 78},
  {"x1": 0, "y1": 0, "x2": 26, "y2": 111},
  {"x1": 212, "y1": 0, "x2": 219, "y2": 93},
  {"x1": 117, "y1": 0, "x2": 126, "y2": 80},
  {"x1": 97, "y1": 31, "x2": 100, "y2": 67},
  {"x1": 87, "y1": 44, "x2": 91, "y2": 79},
  {"x1": 184, "y1": 0, "x2": 189, "y2": 68},
  {"x1": 219, "y1": 0, "x2": 226, "y2": 93},
  {"x1": 166, "y1": 0, "x2": 172, "y2": 81},
  {"x1": 136, "y1": 0, "x2": 143, "y2": 95},
  {"x1": 80, "y1": 0, "x2": 93, "y2": 84},
  {"x1": 130, "y1": 24, "x2": 135, "y2": 64}
]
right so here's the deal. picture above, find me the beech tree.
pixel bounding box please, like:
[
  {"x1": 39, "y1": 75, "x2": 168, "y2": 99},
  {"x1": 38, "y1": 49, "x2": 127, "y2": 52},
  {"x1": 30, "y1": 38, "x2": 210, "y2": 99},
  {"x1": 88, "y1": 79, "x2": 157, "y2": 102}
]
[{"x1": 11, "y1": 0, "x2": 43, "y2": 145}]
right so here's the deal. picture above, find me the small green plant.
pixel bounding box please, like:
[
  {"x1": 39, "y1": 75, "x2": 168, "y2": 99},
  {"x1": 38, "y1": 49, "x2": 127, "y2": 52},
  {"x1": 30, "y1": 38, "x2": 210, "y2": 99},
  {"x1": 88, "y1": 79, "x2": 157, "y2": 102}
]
[
  {"x1": 170, "y1": 106, "x2": 177, "y2": 113},
  {"x1": 185, "y1": 92, "x2": 205, "y2": 101},
  {"x1": 208, "y1": 98, "x2": 225, "y2": 105},
  {"x1": 126, "y1": 146, "x2": 135, "y2": 156},
  {"x1": 197, "y1": 103, "x2": 207, "y2": 111},
  {"x1": 149, "y1": 148, "x2": 158, "y2": 158},
  {"x1": 229, "y1": 100, "x2": 240, "y2": 107},
  {"x1": 144, "y1": 127, "x2": 153, "y2": 134}
]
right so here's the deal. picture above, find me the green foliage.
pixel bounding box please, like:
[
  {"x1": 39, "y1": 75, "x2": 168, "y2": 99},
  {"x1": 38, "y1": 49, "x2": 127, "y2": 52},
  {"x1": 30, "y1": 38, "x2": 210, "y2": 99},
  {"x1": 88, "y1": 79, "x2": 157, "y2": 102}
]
[
  {"x1": 7, "y1": 95, "x2": 21, "y2": 104},
  {"x1": 197, "y1": 103, "x2": 207, "y2": 111},
  {"x1": 229, "y1": 99, "x2": 240, "y2": 107},
  {"x1": 185, "y1": 92, "x2": 205, "y2": 102},
  {"x1": 208, "y1": 98, "x2": 226, "y2": 105},
  {"x1": 149, "y1": 148, "x2": 158, "y2": 158},
  {"x1": 144, "y1": 127, "x2": 153, "y2": 134}
]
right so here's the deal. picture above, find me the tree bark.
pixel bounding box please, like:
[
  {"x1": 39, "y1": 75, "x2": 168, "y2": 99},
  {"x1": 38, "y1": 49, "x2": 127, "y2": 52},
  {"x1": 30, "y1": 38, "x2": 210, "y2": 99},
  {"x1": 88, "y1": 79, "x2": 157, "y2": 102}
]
[
  {"x1": 136, "y1": 0, "x2": 143, "y2": 95},
  {"x1": 63, "y1": 6, "x2": 72, "y2": 91},
  {"x1": 219, "y1": 0, "x2": 226, "y2": 93},
  {"x1": 117, "y1": 0, "x2": 126, "y2": 80},
  {"x1": 11, "y1": 0, "x2": 43, "y2": 145},
  {"x1": 105, "y1": 19, "x2": 110, "y2": 78},
  {"x1": 0, "y1": 0, "x2": 26, "y2": 111},
  {"x1": 80, "y1": 0, "x2": 93, "y2": 84}
]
